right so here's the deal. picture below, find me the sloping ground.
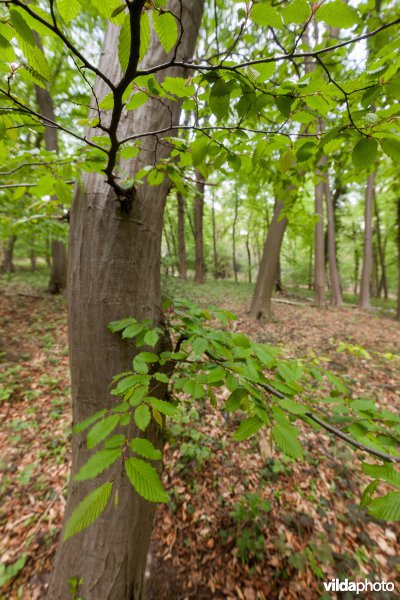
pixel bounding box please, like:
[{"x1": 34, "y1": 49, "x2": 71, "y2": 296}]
[{"x1": 0, "y1": 278, "x2": 399, "y2": 599}]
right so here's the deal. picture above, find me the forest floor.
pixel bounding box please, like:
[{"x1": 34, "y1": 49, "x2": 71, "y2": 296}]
[{"x1": 1, "y1": 267, "x2": 399, "y2": 599}]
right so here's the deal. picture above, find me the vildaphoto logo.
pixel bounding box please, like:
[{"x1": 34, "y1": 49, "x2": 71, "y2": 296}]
[{"x1": 323, "y1": 579, "x2": 395, "y2": 594}]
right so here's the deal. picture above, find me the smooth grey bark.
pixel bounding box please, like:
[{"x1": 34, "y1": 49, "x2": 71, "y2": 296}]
[
  {"x1": 177, "y1": 193, "x2": 187, "y2": 279},
  {"x1": 314, "y1": 161, "x2": 326, "y2": 306},
  {"x1": 0, "y1": 235, "x2": 17, "y2": 273},
  {"x1": 211, "y1": 192, "x2": 219, "y2": 279},
  {"x1": 353, "y1": 223, "x2": 360, "y2": 295},
  {"x1": 34, "y1": 55, "x2": 67, "y2": 294},
  {"x1": 325, "y1": 178, "x2": 342, "y2": 306},
  {"x1": 246, "y1": 231, "x2": 252, "y2": 284},
  {"x1": 250, "y1": 199, "x2": 288, "y2": 320},
  {"x1": 232, "y1": 192, "x2": 239, "y2": 282},
  {"x1": 194, "y1": 175, "x2": 205, "y2": 284},
  {"x1": 374, "y1": 196, "x2": 388, "y2": 299},
  {"x1": 47, "y1": 3, "x2": 204, "y2": 599},
  {"x1": 359, "y1": 171, "x2": 376, "y2": 310}
]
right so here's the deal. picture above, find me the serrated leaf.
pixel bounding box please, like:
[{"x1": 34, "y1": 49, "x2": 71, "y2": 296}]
[
  {"x1": 362, "y1": 463, "x2": 400, "y2": 489},
  {"x1": 73, "y1": 409, "x2": 106, "y2": 434},
  {"x1": 278, "y1": 398, "x2": 308, "y2": 416},
  {"x1": 380, "y1": 138, "x2": 400, "y2": 162},
  {"x1": 369, "y1": 492, "x2": 400, "y2": 521},
  {"x1": 162, "y1": 76, "x2": 194, "y2": 98},
  {"x1": 57, "y1": 0, "x2": 81, "y2": 23},
  {"x1": 152, "y1": 11, "x2": 177, "y2": 54},
  {"x1": 251, "y1": 4, "x2": 282, "y2": 28},
  {"x1": 209, "y1": 79, "x2": 231, "y2": 120},
  {"x1": 360, "y1": 480, "x2": 378, "y2": 508},
  {"x1": 125, "y1": 457, "x2": 169, "y2": 502},
  {"x1": 147, "y1": 397, "x2": 179, "y2": 417},
  {"x1": 130, "y1": 438, "x2": 162, "y2": 460},
  {"x1": 75, "y1": 448, "x2": 121, "y2": 481},
  {"x1": 272, "y1": 424, "x2": 303, "y2": 459},
  {"x1": 10, "y1": 10, "x2": 35, "y2": 46},
  {"x1": 103, "y1": 434, "x2": 126, "y2": 448},
  {"x1": 87, "y1": 415, "x2": 120, "y2": 449},
  {"x1": 225, "y1": 387, "x2": 247, "y2": 412},
  {"x1": 317, "y1": 0, "x2": 360, "y2": 28},
  {"x1": 233, "y1": 415, "x2": 263, "y2": 441},
  {"x1": 134, "y1": 404, "x2": 151, "y2": 431},
  {"x1": 192, "y1": 136, "x2": 209, "y2": 167},
  {"x1": 64, "y1": 482, "x2": 112, "y2": 540},
  {"x1": 282, "y1": 0, "x2": 311, "y2": 24},
  {"x1": 352, "y1": 138, "x2": 378, "y2": 171},
  {"x1": 144, "y1": 329, "x2": 158, "y2": 347}
]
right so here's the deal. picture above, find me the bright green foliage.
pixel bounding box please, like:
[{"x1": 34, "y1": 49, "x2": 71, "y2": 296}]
[
  {"x1": 64, "y1": 482, "x2": 113, "y2": 541},
  {"x1": 67, "y1": 299, "x2": 400, "y2": 539}
]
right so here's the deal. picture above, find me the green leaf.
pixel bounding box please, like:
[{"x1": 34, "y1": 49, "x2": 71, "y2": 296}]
[
  {"x1": 380, "y1": 138, "x2": 400, "y2": 162},
  {"x1": 162, "y1": 76, "x2": 194, "y2": 98},
  {"x1": 147, "y1": 397, "x2": 179, "y2": 417},
  {"x1": 191, "y1": 337, "x2": 208, "y2": 355},
  {"x1": 87, "y1": 415, "x2": 120, "y2": 450},
  {"x1": 192, "y1": 136, "x2": 209, "y2": 167},
  {"x1": 362, "y1": 463, "x2": 400, "y2": 489},
  {"x1": 136, "y1": 351, "x2": 158, "y2": 362},
  {"x1": 64, "y1": 482, "x2": 112, "y2": 540},
  {"x1": 254, "y1": 62, "x2": 275, "y2": 82},
  {"x1": 152, "y1": 11, "x2": 177, "y2": 54},
  {"x1": 144, "y1": 329, "x2": 159, "y2": 347},
  {"x1": 125, "y1": 457, "x2": 169, "y2": 502},
  {"x1": 360, "y1": 480, "x2": 378, "y2": 508},
  {"x1": 352, "y1": 138, "x2": 378, "y2": 171},
  {"x1": 10, "y1": 9, "x2": 35, "y2": 46},
  {"x1": 139, "y1": 11, "x2": 150, "y2": 62},
  {"x1": 103, "y1": 433, "x2": 126, "y2": 448},
  {"x1": 278, "y1": 398, "x2": 308, "y2": 416},
  {"x1": 73, "y1": 409, "x2": 106, "y2": 434},
  {"x1": 130, "y1": 438, "x2": 162, "y2": 460},
  {"x1": 369, "y1": 492, "x2": 400, "y2": 521},
  {"x1": 276, "y1": 96, "x2": 293, "y2": 118},
  {"x1": 99, "y1": 92, "x2": 114, "y2": 110},
  {"x1": 126, "y1": 91, "x2": 149, "y2": 110},
  {"x1": 225, "y1": 387, "x2": 247, "y2": 412},
  {"x1": 272, "y1": 424, "x2": 303, "y2": 459},
  {"x1": 250, "y1": 4, "x2": 282, "y2": 28},
  {"x1": 209, "y1": 79, "x2": 231, "y2": 120},
  {"x1": 118, "y1": 14, "x2": 130, "y2": 72},
  {"x1": 282, "y1": 0, "x2": 311, "y2": 24},
  {"x1": 317, "y1": 1, "x2": 360, "y2": 28},
  {"x1": 233, "y1": 415, "x2": 263, "y2": 441},
  {"x1": 134, "y1": 404, "x2": 151, "y2": 431},
  {"x1": 75, "y1": 448, "x2": 121, "y2": 481},
  {"x1": 57, "y1": 0, "x2": 81, "y2": 23}
]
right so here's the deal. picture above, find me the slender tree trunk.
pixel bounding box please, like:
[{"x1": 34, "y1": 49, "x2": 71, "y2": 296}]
[
  {"x1": 246, "y1": 232, "x2": 252, "y2": 284},
  {"x1": 308, "y1": 244, "x2": 313, "y2": 290},
  {"x1": 47, "y1": 3, "x2": 204, "y2": 598},
  {"x1": 166, "y1": 207, "x2": 178, "y2": 275},
  {"x1": 314, "y1": 163, "x2": 326, "y2": 306},
  {"x1": 250, "y1": 199, "x2": 288, "y2": 320},
  {"x1": 374, "y1": 196, "x2": 388, "y2": 300},
  {"x1": 163, "y1": 223, "x2": 174, "y2": 276},
  {"x1": 34, "y1": 45, "x2": 67, "y2": 295},
  {"x1": 371, "y1": 241, "x2": 379, "y2": 297},
  {"x1": 325, "y1": 178, "x2": 342, "y2": 306},
  {"x1": 177, "y1": 193, "x2": 187, "y2": 279},
  {"x1": 232, "y1": 192, "x2": 239, "y2": 282},
  {"x1": 194, "y1": 176, "x2": 205, "y2": 284},
  {"x1": 1, "y1": 235, "x2": 17, "y2": 273},
  {"x1": 30, "y1": 236, "x2": 37, "y2": 272},
  {"x1": 211, "y1": 193, "x2": 218, "y2": 279},
  {"x1": 359, "y1": 172, "x2": 376, "y2": 310},
  {"x1": 397, "y1": 198, "x2": 400, "y2": 320}
]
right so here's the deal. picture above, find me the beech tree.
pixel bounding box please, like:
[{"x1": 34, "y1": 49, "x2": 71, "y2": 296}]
[{"x1": 1, "y1": 1, "x2": 400, "y2": 598}]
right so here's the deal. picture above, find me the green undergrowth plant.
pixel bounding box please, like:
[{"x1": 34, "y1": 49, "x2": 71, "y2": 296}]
[{"x1": 65, "y1": 298, "x2": 400, "y2": 540}]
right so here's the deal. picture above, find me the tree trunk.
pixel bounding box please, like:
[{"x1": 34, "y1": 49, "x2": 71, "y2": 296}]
[
  {"x1": 314, "y1": 164, "x2": 326, "y2": 306},
  {"x1": 47, "y1": 2, "x2": 204, "y2": 598},
  {"x1": 232, "y1": 192, "x2": 239, "y2": 282},
  {"x1": 34, "y1": 52, "x2": 68, "y2": 295},
  {"x1": 359, "y1": 172, "x2": 376, "y2": 310},
  {"x1": 275, "y1": 257, "x2": 283, "y2": 292},
  {"x1": 211, "y1": 192, "x2": 219, "y2": 279},
  {"x1": 163, "y1": 223, "x2": 175, "y2": 276},
  {"x1": 194, "y1": 176, "x2": 205, "y2": 284},
  {"x1": 1, "y1": 235, "x2": 17, "y2": 273},
  {"x1": 246, "y1": 232, "x2": 252, "y2": 284},
  {"x1": 374, "y1": 195, "x2": 388, "y2": 300},
  {"x1": 250, "y1": 200, "x2": 288, "y2": 320},
  {"x1": 397, "y1": 198, "x2": 400, "y2": 320},
  {"x1": 352, "y1": 223, "x2": 359, "y2": 296},
  {"x1": 177, "y1": 193, "x2": 187, "y2": 279},
  {"x1": 325, "y1": 178, "x2": 342, "y2": 306}
]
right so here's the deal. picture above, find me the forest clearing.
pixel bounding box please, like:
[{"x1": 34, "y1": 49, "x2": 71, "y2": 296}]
[{"x1": 1, "y1": 0, "x2": 400, "y2": 598}]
